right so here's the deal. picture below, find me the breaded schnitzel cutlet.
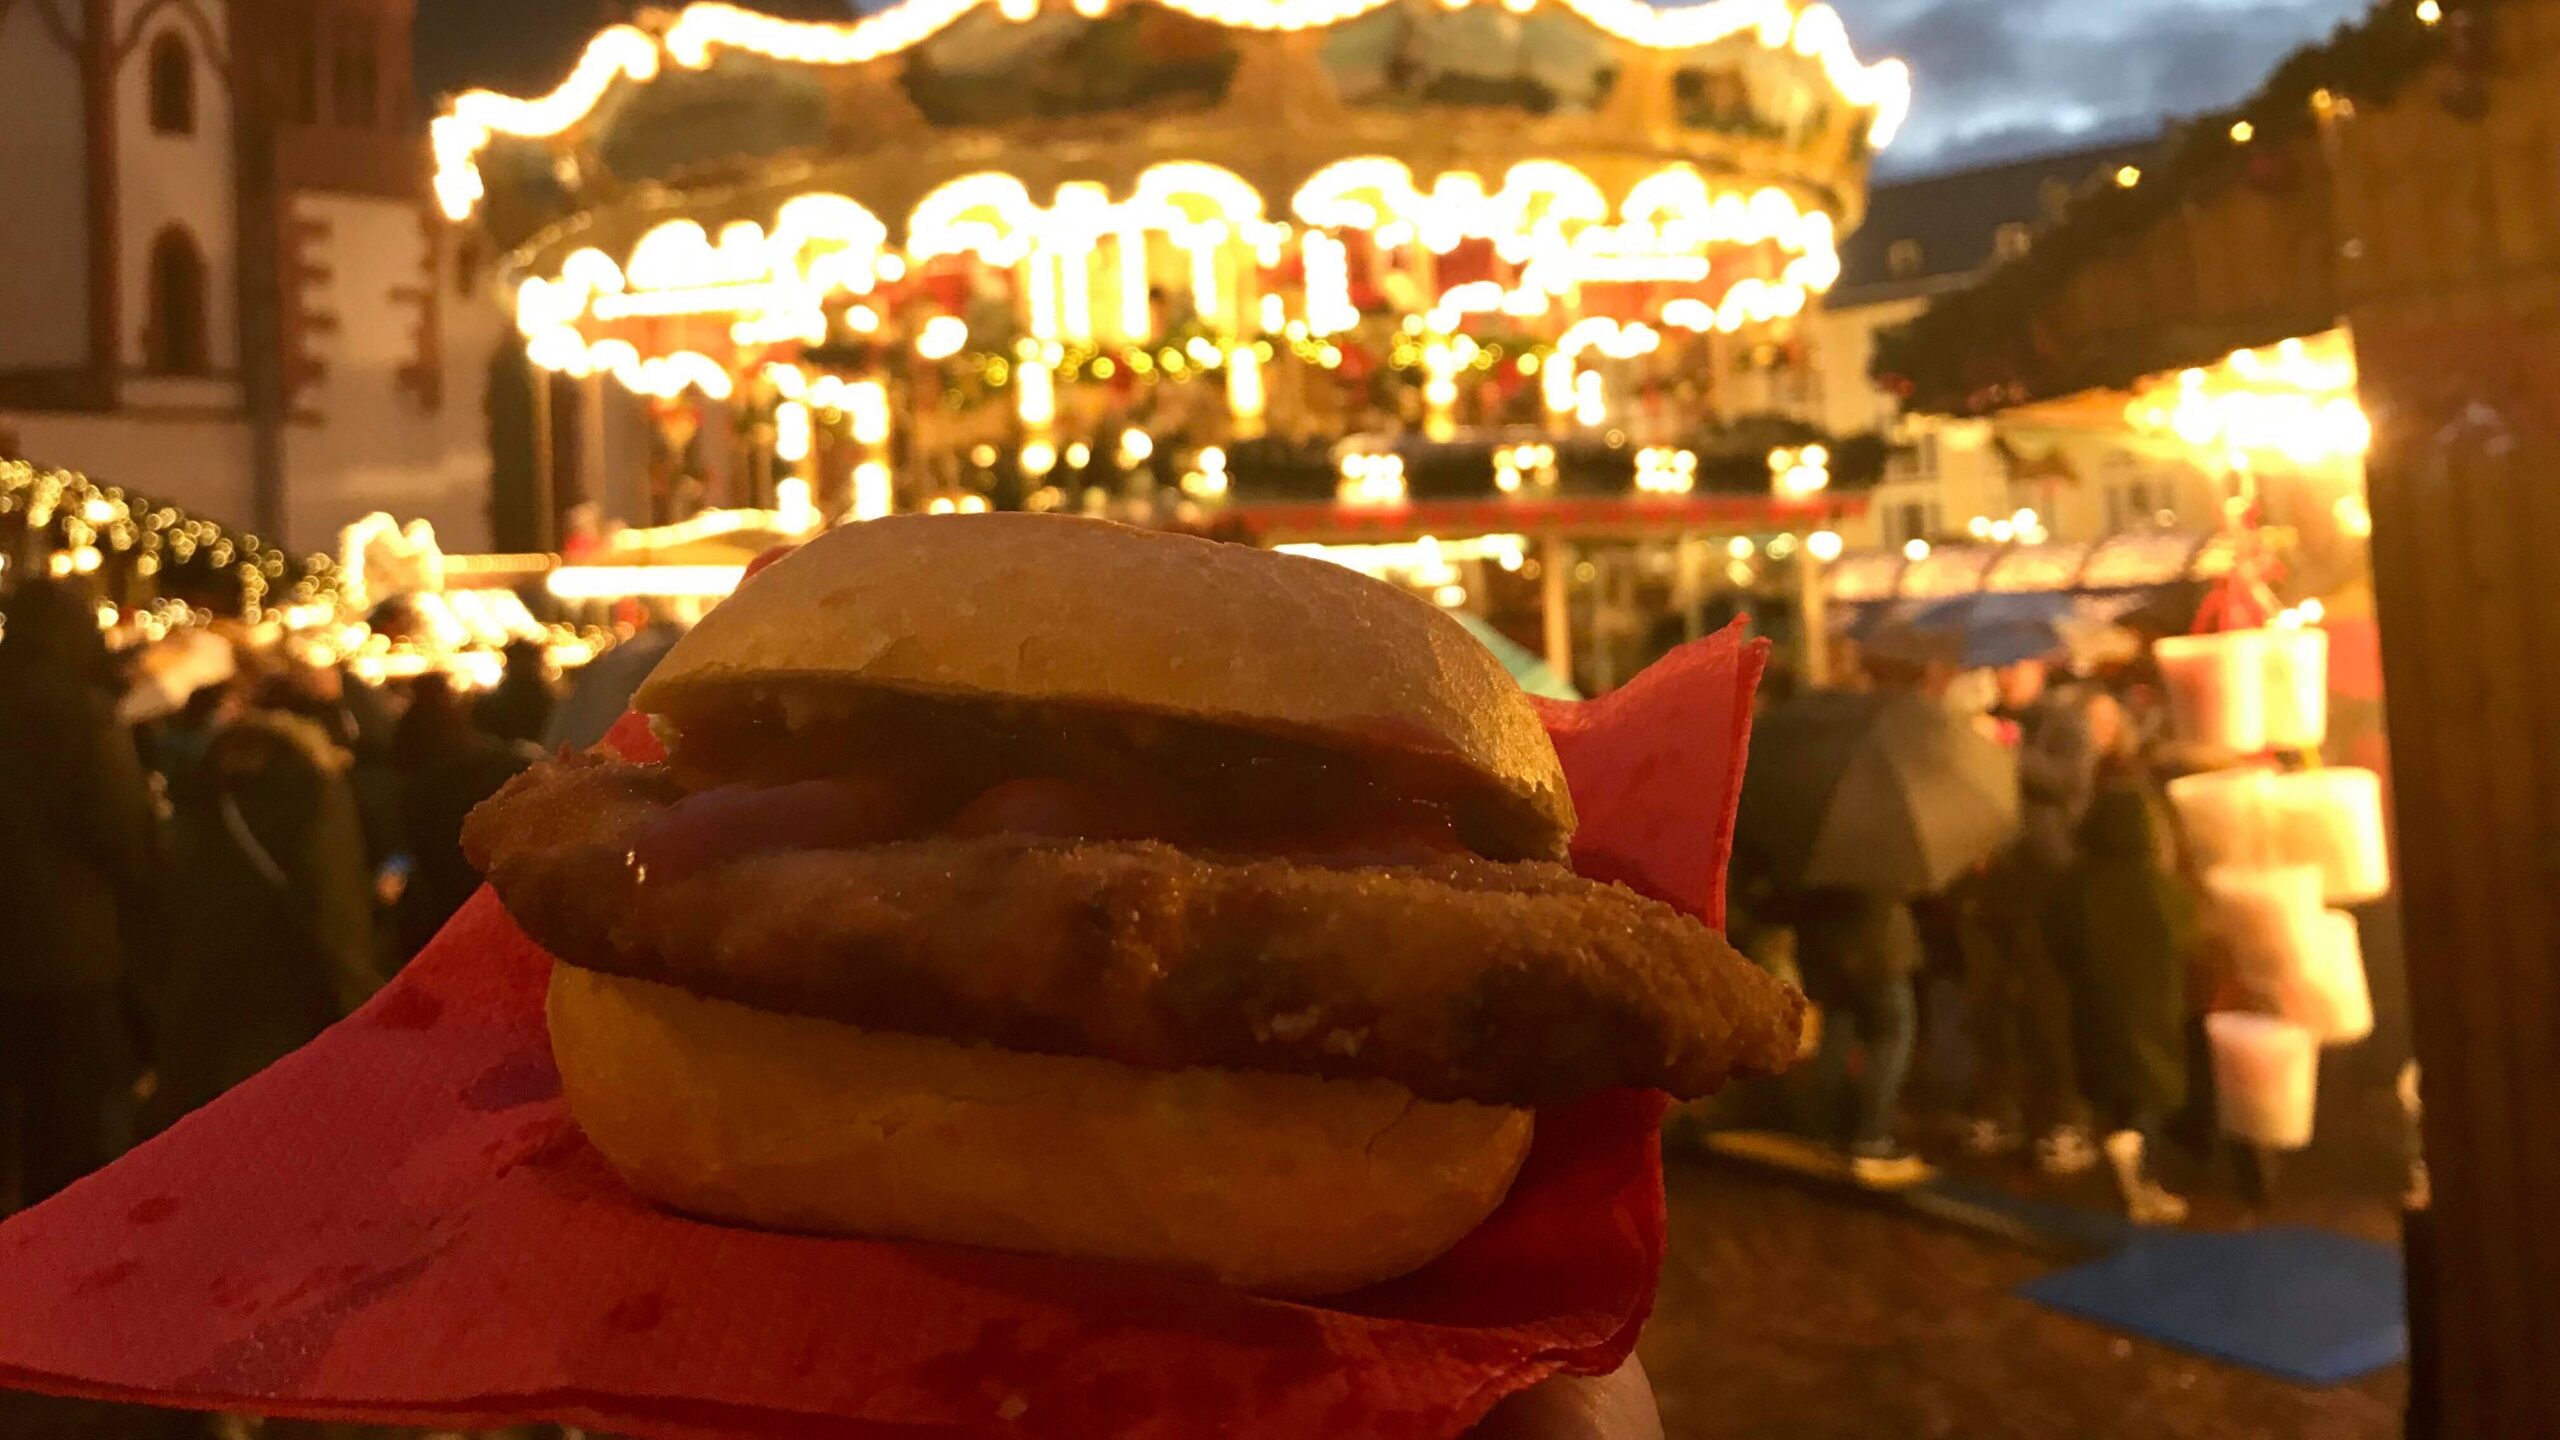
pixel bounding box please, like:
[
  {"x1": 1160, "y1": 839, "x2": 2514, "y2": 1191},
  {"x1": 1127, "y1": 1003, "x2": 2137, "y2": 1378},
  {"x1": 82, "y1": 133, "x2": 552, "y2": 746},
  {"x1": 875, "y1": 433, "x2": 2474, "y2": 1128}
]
[{"x1": 465, "y1": 752, "x2": 1805, "y2": 1107}]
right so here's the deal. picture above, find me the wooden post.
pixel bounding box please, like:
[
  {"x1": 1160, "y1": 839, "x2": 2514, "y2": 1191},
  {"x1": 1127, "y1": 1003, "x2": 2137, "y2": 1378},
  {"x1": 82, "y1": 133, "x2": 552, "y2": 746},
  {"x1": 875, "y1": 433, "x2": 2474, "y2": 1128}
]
[
  {"x1": 1540, "y1": 531, "x2": 1572, "y2": 688},
  {"x1": 529, "y1": 371, "x2": 556, "y2": 552},
  {"x1": 1796, "y1": 539, "x2": 1831, "y2": 689},
  {"x1": 2358, "y1": 285, "x2": 2560, "y2": 1440}
]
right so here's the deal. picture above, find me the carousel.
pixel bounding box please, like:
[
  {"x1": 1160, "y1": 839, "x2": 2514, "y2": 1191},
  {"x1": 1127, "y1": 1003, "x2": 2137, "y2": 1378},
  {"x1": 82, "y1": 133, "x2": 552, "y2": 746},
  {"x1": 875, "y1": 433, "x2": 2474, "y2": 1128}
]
[{"x1": 436, "y1": 0, "x2": 1907, "y2": 679}]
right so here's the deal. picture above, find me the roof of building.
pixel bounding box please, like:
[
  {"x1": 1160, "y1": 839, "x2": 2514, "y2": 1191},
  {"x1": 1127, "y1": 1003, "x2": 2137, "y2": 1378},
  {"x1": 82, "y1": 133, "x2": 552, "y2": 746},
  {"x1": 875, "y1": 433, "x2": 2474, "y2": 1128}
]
[{"x1": 1833, "y1": 137, "x2": 2165, "y2": 304}]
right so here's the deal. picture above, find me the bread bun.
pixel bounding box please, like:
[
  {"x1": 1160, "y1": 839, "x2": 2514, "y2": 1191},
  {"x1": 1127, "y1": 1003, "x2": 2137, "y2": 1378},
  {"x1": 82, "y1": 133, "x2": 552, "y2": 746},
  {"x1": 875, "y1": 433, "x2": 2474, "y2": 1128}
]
[
  {"x1": 633, "y1": 513, "x2": 1573, "y2": 858},
  {"x1": 548, "y1": 964, "x2": 1535, "y2": 1295}
]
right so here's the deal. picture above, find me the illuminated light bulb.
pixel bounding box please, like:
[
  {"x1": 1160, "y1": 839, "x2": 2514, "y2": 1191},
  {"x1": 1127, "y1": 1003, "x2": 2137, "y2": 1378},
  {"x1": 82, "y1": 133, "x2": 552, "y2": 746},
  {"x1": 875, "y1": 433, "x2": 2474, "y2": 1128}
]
[
  {"x1": 775, "y1": 477, "x2": 817, "y2": 533},
  {"x1": 1967, "y1": 515, "x2": 1991, "y2": 538},
  {"x1": 1806, "y1": 530, "x2": 1844, "y2": 563},
  {"x1": 969, "y1": 444, "x2": 998, "y2": 468},
  {"x1": 1259, "y1": 293, "x2": 1285, "y2": 333},
  {"x1": 1016, "y1": 358, "x2": 1056, "y2": 426},
  {"x1": 2230, "y1": 119, "x2": 2255, "y2": 143},
  {"x1": 848, "y1": 380, "x2": 890, "y2": 445},
  {"x1": 2299, "y1": 597, "x2": 2327, "y2": 625},
  {"x1": 1903, "y1": 538, "x2": 1932, "y2": 562},
  {"x1": 774, "y1": 401, "x2": 813, "y2": 463},
  {"x1": 927, "y1": 497, "x2": 958, "y2": 515},
  {"x1": 2115, "y1": 165, "x2": 2142, "y2": 188},
  {"x1": 852, "y1": 461, "x2": 893, "y2": 520},
  {"x1": 1021, "y1": 441, "x2": 1058, "y2": 477},
  {"x1": 1066, "y1": 442, "x2": 1092, "y2": 468},
  {"x1": 1574, "y1": 370, "x2": 1606, "y2": 427},
  {"x1": 957, "y1": 494, "x2": 991, "y2": 514},
  {"x1": 1433, "y1": 584, "x2": 1468, "y2": 608},
  {"x1": 916, "y1": 315, "x2": 969, "y2": 359},
  {"x1": 2416, "y1": 0, "x2": 2441, "y2": 20},
  {"x1": 1728, "y1": 536, "x2": 1756, "y2": 560},
  {"x1": 1119, "y1": 429, "x2": 1155, "y2": 466},
  {"x1": 1988, "y1": 520, "x2": 2016, "y2": 543}
]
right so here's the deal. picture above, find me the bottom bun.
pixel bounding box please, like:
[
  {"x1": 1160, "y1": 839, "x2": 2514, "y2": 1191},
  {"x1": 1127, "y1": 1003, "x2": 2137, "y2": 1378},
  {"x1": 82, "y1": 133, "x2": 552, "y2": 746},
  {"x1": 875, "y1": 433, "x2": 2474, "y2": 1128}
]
[{"x1": 547, "y1": 964, "x2": 1534, "y2": 1295}]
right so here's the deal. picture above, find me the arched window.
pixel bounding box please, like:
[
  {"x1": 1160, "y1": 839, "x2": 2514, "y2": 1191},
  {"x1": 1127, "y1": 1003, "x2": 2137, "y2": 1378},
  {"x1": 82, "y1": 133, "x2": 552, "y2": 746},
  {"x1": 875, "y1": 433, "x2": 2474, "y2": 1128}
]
[
  {"x1": 146, "y1": 227, "x2": 208, "y2": 375},
  {"x1": 148, "y1": 30, "x2": 195, "y2": 135}
]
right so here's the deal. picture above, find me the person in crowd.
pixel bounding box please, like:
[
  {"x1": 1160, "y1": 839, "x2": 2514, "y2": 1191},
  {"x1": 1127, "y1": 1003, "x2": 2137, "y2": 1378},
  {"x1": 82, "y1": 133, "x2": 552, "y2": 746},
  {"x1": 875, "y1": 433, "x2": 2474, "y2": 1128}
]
[
  {"x1": 0, "y1": 579, "x2": 156, "y2": 1212},
  {"x1": 1790, "y1": 885, "x2": 1928, "y2": 1184},
  {"x1": 1961, "y1": 653, "x2": 2098, "y2": 1175},
  {"x1": 393, "y1": 673, "x2": 540, "y2": 959},
  {"x1": 2053, "y1": 691, "x2": 2195, "y2": 1223},
  {"x1": 1777, "y1": 651, "x2": 1957, "y2": 1186},
  {"x1": 139, "y1": 686, "x2": 381, "y2": 1130},
  {"x1": 545, "y1": 603, "x2": 682, "y2": 752},
  {"x1": 475, "y1": 638, "x2": 557, "y2": 746},
  {"x1": 150, "y1": 674, "x2": 246, "y2": 797}
]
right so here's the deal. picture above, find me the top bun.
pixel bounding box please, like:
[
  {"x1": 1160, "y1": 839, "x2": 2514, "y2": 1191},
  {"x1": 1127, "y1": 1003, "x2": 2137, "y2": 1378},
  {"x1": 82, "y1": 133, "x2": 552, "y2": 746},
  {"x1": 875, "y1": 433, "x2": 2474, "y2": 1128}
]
[{"x1": 635, "y1": 514, "x2": 1574, "y2": 856}]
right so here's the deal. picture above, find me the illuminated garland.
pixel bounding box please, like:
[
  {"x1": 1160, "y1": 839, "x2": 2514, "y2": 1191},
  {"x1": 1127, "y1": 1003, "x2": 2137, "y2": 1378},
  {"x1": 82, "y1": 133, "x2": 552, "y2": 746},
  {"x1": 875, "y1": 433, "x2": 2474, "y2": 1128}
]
[
  {"x1": 434, "y1": 0, "x2": 1909, "y2": 223},
  {"x1": 0, "y1": 461, "x2": 340, "y2": 622}
]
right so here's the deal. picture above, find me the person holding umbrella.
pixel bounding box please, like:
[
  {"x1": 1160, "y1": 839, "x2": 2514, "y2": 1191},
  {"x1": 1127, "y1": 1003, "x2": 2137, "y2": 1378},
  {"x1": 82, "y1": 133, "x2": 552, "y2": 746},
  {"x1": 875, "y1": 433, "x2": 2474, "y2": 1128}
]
[{"x1": 1737, "y1": 646, "x2": 2019, "y2": 1185}]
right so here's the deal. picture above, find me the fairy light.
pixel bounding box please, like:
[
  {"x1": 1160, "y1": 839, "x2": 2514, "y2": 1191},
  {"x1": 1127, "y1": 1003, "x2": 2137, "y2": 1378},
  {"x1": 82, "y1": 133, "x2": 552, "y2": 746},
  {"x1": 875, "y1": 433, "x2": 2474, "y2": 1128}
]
[
  {"x1": 916, "y1": 315, "x2": 970, "y2": 359},
  {"x1": 1768, "y1": 444, "x2": 1829, "y2": 498},
  {"x1": 1634, "y1": 447, "x2": 1697, "y2": 495},
  {"x1": 1338, "y1": 452, "x2": 1408, "y2": 508},
  {"x1": 1118, "y1": 429, "x2": 1155, "y2": 467},
  {"x1": 1805, "y1": 530, "x2": 1844, "y2": 563},
  {"x1": 1226, "y1": 344, "x2": 1266, "y2": 434}
]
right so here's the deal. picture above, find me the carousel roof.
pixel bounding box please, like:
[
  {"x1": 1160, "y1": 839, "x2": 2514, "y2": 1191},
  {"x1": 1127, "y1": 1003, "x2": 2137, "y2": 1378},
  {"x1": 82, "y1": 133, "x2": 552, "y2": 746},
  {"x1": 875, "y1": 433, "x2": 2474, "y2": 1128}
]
[{"x1": 437, "y1": 0, "x2": 1910, "y2": 262}]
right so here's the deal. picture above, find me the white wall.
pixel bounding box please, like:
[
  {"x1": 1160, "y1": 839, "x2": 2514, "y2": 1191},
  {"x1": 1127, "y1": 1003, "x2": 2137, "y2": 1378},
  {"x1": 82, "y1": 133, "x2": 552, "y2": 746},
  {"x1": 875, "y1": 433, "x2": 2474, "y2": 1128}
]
[
  {"x1": 0, "y1": 0, "x2": 95, "y2": 371},
  {"x1": 0, "y1": 407, "x2": 254, "y2": 521},
  {"x1": 1802, "y1": 295, "x2": 1926, "y2": 440},
  {"x1": 282, "y1": 193, "x2": 493, "y2": 551},
  {"x1": 114, "y1": 0, "x2": 240, "y2": 377}
]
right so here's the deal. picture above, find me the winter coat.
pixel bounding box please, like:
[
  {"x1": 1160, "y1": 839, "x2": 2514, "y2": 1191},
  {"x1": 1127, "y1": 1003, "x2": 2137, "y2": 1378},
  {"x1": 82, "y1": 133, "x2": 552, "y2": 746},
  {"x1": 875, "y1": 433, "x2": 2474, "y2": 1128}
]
[
  {"x1": 394, "y1": 732, "x2": 537, "y2": 958},
  {"x1": 141, "y1": 711, "x2": 381, "y2": 1124},
  {"x1": 2009, "y1": 685, "x2": 2098, "y2": 874},
  {"x1": 0, "y1": 636, "x2": 157, "y2": 997},
  {"x1": 2054, "y1": 765, "x2": 2196, "y2": 1124}
]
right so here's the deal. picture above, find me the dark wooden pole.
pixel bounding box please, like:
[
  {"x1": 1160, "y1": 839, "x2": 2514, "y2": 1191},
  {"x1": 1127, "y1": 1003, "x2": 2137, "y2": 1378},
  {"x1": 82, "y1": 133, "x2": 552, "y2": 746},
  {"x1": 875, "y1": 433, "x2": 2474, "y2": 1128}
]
[{"x1": 2357, "y1": 281, "x2": 2560, "y2": 1440}]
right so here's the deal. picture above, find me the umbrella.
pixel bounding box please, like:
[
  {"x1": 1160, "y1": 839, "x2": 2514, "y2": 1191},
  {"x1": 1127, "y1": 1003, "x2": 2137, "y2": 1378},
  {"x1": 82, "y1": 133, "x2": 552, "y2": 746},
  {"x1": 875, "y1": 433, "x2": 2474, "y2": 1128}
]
[
  {"x1": 1454, "y1": 612, "x2": 1582, "y2": 701},
  {"x1": 1737, "y1": 689, "x2": 2020, "y2": 897},
  {"x1": 1907, "y1": 592, "x2": 2074, "y2": 669}
]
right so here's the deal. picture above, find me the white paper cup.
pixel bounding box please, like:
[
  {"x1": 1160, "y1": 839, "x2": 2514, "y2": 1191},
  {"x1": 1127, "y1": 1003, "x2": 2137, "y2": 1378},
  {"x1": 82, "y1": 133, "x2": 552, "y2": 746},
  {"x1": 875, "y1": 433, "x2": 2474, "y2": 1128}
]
[
  {"x1": 2156, "y1": 630, "x2": 2270, "y2": 753},
  {"x1": 2209, "y1": 1012, "x2": 2320, "y2": 1149},
  {"x1": 2168, "y1": 768, "x2": 2278, "y2": 869},
  {"x1": 2205, "y1": 864, "x2": 2327, "y2": 991},
  {"x1": 2273, "y1": 910, "x2": 2374, "y2": 1046},
  {"x1": 2265, "y1": 768, "x2": 2392, "y2": 904},
  {"x1": 2261, "y1": 626, "x2": 2331, "y2": 750}
]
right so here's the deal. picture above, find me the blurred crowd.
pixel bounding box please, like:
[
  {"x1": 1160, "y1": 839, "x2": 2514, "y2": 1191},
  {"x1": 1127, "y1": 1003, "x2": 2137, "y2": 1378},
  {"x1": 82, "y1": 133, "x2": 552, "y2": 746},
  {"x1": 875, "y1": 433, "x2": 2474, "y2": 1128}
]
[
  {"x1": 1730, "y1": 635, "x2": 2329, "y2": 1222},
  {"x1": 0, "y1": 577, "x2": 660, "y2": 1221}
]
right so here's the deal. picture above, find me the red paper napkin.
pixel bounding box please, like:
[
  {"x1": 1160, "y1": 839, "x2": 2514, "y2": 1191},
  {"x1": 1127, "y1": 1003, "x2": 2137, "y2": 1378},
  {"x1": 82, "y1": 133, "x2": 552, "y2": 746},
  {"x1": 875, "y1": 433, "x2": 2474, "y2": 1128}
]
[{"x1": 0, "y1": 624, "x2": 1765, "y2": 1440}]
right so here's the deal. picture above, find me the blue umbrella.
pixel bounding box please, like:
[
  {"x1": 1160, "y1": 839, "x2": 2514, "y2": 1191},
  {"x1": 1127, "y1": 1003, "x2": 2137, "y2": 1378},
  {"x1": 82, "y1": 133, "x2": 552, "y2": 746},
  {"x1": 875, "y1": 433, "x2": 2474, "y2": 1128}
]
[
  {"x1": 1452, "y1": 613, "x2": 1582, "y2": 701},
  {"x1": 1908, "y1": 593, "x2": 2076, "y2": 669}
]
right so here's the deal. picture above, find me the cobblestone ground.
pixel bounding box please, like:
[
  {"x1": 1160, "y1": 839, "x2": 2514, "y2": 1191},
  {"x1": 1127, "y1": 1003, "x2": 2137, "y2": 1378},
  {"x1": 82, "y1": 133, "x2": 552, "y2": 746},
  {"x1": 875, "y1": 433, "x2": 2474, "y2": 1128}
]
[{"x1": 1641, "y1": 1146, "x2": 2407, "y2": 1440}]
